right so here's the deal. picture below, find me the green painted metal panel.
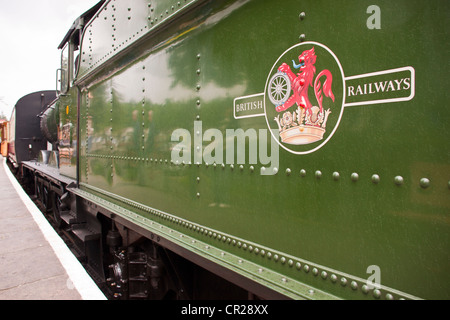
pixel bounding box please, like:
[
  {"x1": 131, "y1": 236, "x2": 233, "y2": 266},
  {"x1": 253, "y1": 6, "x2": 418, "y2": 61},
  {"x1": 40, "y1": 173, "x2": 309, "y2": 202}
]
[{"x1": 66, "y1": 0, "x2": 449, "y2": 299}]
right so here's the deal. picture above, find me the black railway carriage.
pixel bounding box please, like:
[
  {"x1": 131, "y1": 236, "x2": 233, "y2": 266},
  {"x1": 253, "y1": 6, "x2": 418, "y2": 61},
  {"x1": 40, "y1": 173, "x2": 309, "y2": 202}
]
[{"x1": 8, "y1": 91, "x2": 56, "y2": 167}]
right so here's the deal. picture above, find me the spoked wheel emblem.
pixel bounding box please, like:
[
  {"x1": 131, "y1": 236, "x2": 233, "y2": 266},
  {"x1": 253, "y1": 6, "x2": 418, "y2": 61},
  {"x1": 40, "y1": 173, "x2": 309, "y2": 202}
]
[{"x1": 268, "y1": 72, "x2": 291, "y2": 106}]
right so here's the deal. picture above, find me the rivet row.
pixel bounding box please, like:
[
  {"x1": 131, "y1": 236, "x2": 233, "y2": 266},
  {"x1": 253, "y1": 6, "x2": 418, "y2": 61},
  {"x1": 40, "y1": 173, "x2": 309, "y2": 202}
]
[{"x1": 83, "y1": 157, "x2": 438, "y2": 189}]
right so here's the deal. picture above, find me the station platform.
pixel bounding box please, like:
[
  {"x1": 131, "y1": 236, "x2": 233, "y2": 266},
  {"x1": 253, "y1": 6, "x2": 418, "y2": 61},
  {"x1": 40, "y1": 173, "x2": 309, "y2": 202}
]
[{"x1": 0, "y1": 156, "x2": 106, "y2": 300}]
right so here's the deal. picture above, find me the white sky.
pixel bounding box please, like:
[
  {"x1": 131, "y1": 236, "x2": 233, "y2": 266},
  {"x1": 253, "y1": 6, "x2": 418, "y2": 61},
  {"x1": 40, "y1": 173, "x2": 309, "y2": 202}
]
[{"x1": 0, "y1": 0, "x2": 101, "y2": 119}]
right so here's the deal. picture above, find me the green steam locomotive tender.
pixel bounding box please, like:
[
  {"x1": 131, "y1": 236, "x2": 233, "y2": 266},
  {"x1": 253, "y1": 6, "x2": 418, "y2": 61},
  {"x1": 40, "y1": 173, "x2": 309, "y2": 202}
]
[{"x1": 18, "y1": 0, "x2": 449, "y2": 300}]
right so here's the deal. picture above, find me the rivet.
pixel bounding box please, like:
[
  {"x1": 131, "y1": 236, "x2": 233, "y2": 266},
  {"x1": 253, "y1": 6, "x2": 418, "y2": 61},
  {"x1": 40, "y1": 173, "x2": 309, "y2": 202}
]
[
  {"x1": 196, "y1": 177, "x2": 200, "y2": 183},
  {"x1": 286, "y1": 168, "x2": 291, "y2": 176},
  {"x1": 330, "y1": 274, "x2": 337, "y2": 282},
  {"x1": 361, "y1": 284, "x2": 369, "y2": 294},
  {"x1": 351, "y1": 172, "x2": 359, "y2": 182},
  {"x1": 372, "y1": 174, "x2": 380, "y2": 184},
  {"x1": 300, "y1": 169, "x2": 306, "y2": 177},
  {"x1": 196, "y1": 69, "x2": 201, "y2": 75},
  {"x1": 249, "y1": 166, "x2": 254, "y2": 172},
  {"x1": 321, "y1": 271, "x2": 328, "y2": 279},
  {"x1": 312, "y1": 268, "x2": 318, "y2": 276},
  {"x1": 299, "y1": 34, "x2": 306, "y2": 42},
  {"x1": 299, "y1": 12, "x2": 306, "y2": 20},
  {"x1": 386, "y1": 293, "x2": 394, "y2": 300},
  {"x1": 373, "y1": 289, "x2": 381, "y2": 299},
  {"x1": 197, "y1": 53, "x2": 201, "y2": 59},
  {"x1": 394, "y1": 176, "x2": 404, "y2": 186},
  {"x1": 303, "y1": 265, "x2": 310, "y2": 272},
  {"x1": 340, "y1": 277, "x2": 347, "y2": 286},
  {"x1": 273, "y1": 167, "x2": 278, "y2": 174},
  {"x1": 295, "y1": 262, "x2": 301, "y2": 270},
  {"x1": 315, "y1": 170, "x2": 322, "y2": 179},
  {"x1": 351, "y1": 281, "x2": 358, "y2": 290},
  {"x1": 419, "y1": 178, "x2": 430, "y2": 189},
  {"x1": 196, "y1": 193, "x2": 200, "y2": 198},
  {"x1": 239, "y1": 165, "x2": 244, "y2": 171},
  {"x1": 196, "y1": 84, "x2": 201, "y2": 91},
  {"x1": 332, "y1": 171, "x2": 340, "y2": 180}
]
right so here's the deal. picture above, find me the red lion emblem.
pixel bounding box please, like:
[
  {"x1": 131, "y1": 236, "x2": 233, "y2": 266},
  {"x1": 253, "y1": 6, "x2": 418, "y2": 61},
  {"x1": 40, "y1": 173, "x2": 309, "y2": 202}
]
[{"x1": 276, "y1": 47, "x2": 335, "y2": 114}]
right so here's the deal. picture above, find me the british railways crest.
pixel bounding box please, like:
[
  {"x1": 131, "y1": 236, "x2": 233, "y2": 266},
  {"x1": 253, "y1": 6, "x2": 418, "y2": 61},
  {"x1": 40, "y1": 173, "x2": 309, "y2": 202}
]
[{"x1": 264, "y1": 42, "x2": 345, "y2": 154}]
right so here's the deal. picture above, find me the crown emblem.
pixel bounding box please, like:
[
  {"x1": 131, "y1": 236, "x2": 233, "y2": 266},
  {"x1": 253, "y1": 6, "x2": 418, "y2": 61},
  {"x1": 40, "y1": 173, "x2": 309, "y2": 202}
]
[
  {"x1": 267, "y1": 47, "x2": 335, "y2": 145},
  {"x1": 274, "y1": 106, "x2": 332, "y2": 144}
]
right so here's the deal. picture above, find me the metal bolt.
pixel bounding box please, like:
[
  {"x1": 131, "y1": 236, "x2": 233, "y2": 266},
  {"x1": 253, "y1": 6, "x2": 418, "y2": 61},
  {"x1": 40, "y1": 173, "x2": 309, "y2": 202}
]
[
  {"x1": 361, "y1": 284, "x2": 369, "y2": 294},
  {"x1": 372, "y1": 174, "x2": 380, "y2": 184},
  {"x1": 315, "y1": 170, "x2": 322, "y2": 179},
  {"x1": 394, "y1": 176, "x2": 404, "y2": 186},
  {"x1": 419, "y1": 178, "x2": 430, "y2": 189},
  {"x1": 332, "y1": 171, "x2": 340, "y2": 180},
  {"x1": 373, "y1": 289, "x2": 381, "y2": 299}
]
